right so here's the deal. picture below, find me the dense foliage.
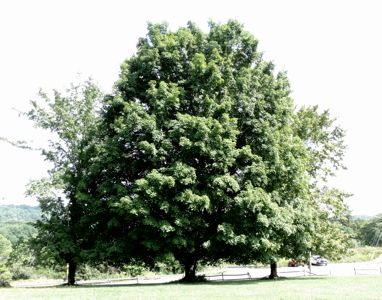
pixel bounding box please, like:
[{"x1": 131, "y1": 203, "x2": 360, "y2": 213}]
[{"x1": 78, "y1": 20, "x2": 349, "y2": 280}]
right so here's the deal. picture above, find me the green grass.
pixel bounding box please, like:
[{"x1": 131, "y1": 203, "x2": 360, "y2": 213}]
[{"x1": 1, "y1": 275, "x2": 382, "y2": 300}]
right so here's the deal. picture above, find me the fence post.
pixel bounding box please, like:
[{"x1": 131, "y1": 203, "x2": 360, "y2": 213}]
[
  {"x1": 354, "y1": 268, "x2": 356, "y2": 275},
  {"x1": 222, "y1": 273, "x2": 224, "y2": 281},
  {"x1": 247, "y1": 272, "x2": 251, "y2": 279}
]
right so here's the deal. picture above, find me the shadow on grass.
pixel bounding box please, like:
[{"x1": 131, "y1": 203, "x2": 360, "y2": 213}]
[{"x1": 27, "y1": 276, "x2": 329, "y2": 289}]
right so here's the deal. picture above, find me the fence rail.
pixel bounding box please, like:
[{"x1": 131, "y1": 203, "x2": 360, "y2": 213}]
[
  {"x1": 277, "y1": 269, "x2": 308, "y2": 277},
  {"x1": 205, "y1": 272, "x2": 252, "y2": 281},
  {"x1": 354, "y1": 267, "x2": 382, "y2": 275},
  {"x1": 75, "y1": 265, "x2": 382, "y2": 285},
  {"x1": 225, "y1": 265, "x2": 264, "y2": 269}
]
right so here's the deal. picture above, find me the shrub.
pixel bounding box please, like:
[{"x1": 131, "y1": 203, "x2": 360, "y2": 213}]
[
  {"x1": 333, "y1": 247, "x2": 382, "y2": 263},
  {"x1": 0, "y1": 265, "x2": 11, "y2": 287},
  {"x1": 122, "y1": 265, "x2": 145, "y2": 277},
  {"x1": 10, "y1": 266, "x2": 33, "y2": 280},
  {"x1": 76, "y1": 264, "x2": 102, "y2": 281}
]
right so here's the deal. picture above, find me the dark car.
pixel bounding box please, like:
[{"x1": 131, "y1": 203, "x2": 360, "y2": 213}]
[
  {"x1": 311, "y1": 255, "x2": 328, "y2": 266},
  {"x1": 288, "y1": 259, "x2": 305, "y2": 267}
]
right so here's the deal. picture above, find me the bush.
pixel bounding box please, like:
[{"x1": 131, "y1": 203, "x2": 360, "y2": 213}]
[
  {"x1": 76, "y1": 264, "x2": 102, "y2": 281},
  {"x1": 333, "y1": 247, "x2": 382, "y2": 263},
  {"x1": 10, "y1": 266, "x2": 33, "y2": 280},
  {"x1": 153, "y1": 260, "x2": 183, "y2": 275},
  {"x1": 77, "y1": 264, "x2": 133, "y2": 281},
  {"x1": 34, "y1": 267, "x2": 65, "y2": 280},
  {"x1": 9, "y1": 265, "x2": 65, "y2": 281},
  {"x1": 0, "y1": 265, "x2": 11, "y2": 287},
  {"x1": 122, "y1": 265, "x2": 144, "y2": 277}
]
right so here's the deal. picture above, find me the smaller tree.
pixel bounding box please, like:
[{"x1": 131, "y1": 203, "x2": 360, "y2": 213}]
[
  {"x1": 0, "y1": 234, "x2": 12, "y2": 287},
  {"x1": 16, "y1": 77, "x2": 104, "y2": 285},
  {"x1": 0, "y1": 266, "x2": 11, "y2": 287},
  {"x1": 248, "y1": 105, "x2": 351, "y2": 278},
  {"x1": 6, "y1": 238, "x2": 35, "y2": 281},
  {"x1": 359, "y1": 214, "x2": 382, "y2": 246}
]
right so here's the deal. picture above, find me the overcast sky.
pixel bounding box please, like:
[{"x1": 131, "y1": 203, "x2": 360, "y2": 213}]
[{"x1": 0, "y1": 0, "x2": 381, "y2": 216}]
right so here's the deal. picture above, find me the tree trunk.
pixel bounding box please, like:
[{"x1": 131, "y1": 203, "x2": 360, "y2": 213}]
[
  {"x1": 67, "y1": 259, "x2": 77, "y2": 285},
  {"x1": 67, "y1": 196, "x2": 79, "y2": 286},
  {"x1": 182, "y1": 259, "x2": 198, "y2": 282},
  {"x1": 269, "y1": 262, "x2": 278, "y2": 279}
]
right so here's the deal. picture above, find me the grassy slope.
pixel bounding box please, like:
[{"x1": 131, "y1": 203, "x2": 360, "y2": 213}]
[
  {"x1": 1, "y1": 276, "x2": 382, "y2": 300},
  {"x1": 335, "y1": 247, "x2": 382, "y2": 263}
]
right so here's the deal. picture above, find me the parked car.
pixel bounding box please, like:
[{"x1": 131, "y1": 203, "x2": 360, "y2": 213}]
[
  {"x1": 288, "y1": 259, "x2": 305, "y2": 267},
  {"x1": 310, "y1": 255, "x2": 328, "y2": 266}
]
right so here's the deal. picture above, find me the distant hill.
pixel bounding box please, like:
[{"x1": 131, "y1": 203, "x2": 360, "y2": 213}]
[
  {"x1": 353, "y1": 215, "x2": 374, "y2": 220},
  {"x1": 0, "y1": 204, "x2": 41, "y2": 244},
  {"x1": 0, "y1": 204, "x2": 41, "y2": 222}
]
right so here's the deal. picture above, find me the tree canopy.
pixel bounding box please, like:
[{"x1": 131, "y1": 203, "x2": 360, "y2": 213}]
[{"x1": 79, "y1": 20, "x2": 349, "y2": 281}]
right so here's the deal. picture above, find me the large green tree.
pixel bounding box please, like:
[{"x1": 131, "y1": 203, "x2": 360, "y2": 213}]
[{"x1": 85, "y1": 20, "x2": 321, "y2": 281}]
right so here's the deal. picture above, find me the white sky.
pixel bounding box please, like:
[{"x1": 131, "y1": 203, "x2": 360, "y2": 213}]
[{"x1": 0, "y1": 0, "x2": 381, "y2": 216}]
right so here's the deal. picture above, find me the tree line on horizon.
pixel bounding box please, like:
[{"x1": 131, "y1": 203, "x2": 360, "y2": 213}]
[{"x1": 0, "y1": 20, "x2": 371, "y2": 284}]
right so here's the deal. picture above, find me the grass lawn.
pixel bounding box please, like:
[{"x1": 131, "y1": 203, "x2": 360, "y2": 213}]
[{"x1": 1, "y1": 275, "x2": 382, "y2": 300}]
